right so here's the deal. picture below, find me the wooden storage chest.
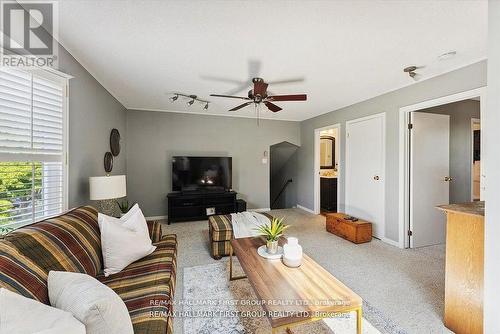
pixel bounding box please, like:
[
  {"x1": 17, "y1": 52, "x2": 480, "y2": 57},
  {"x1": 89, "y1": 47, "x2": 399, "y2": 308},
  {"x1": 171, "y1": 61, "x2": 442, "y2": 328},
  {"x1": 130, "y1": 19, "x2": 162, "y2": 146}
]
[{"x1": 325, "y1": 213, "x2": 372, "y2": 244}]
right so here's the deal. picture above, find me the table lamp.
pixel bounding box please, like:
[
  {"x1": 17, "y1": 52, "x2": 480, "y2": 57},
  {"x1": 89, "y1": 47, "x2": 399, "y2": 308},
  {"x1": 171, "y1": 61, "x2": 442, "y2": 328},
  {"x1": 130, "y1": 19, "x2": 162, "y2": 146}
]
[{"x1": 89, "y1": 175, "x2": 126, "y2": 216}]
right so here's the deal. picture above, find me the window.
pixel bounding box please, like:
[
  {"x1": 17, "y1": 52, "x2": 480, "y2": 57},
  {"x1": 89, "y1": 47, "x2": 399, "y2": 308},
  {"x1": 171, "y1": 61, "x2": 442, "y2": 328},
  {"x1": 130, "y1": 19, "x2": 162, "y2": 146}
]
[{"x1": 0, "y1": 68, "x2": 68, "y2": 233}]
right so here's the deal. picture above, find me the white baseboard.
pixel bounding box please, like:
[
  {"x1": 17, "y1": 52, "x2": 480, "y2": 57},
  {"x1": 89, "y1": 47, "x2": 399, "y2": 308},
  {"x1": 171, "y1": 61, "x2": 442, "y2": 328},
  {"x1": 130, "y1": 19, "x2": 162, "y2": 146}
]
[
  {"x1": 381, "y1": 237, "x2": 402, "y2": 248},
  {"x1": 296, "y1": 204, "x2": 315, "y2": 214},
  {"x1": 249, "y1": 208, "x2": 271, "y2": 212},
  {"x1": 145, "y1": 215, "x2": 168, "y2": 221}
]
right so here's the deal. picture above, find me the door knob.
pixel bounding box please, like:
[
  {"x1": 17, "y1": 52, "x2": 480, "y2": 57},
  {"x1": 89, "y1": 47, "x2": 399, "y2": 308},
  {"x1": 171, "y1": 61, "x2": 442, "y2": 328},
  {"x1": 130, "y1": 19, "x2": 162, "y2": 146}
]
[
  {"x1": 373, "y1": 175, "x2": 380, "y2": 181},
  {"x1": 444, "y1": 176, "x2": 453, "y2": 182}
]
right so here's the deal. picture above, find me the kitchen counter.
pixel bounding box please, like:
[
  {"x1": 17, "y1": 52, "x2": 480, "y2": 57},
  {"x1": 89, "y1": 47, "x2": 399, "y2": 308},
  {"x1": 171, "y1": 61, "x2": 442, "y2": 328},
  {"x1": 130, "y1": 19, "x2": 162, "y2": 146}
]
[
  {"x1": 437, "y1": 201, "x2": 484, "y2": 217},
  {"x1": 437, "y1": 201, "x2": 484, "y2": 334}
]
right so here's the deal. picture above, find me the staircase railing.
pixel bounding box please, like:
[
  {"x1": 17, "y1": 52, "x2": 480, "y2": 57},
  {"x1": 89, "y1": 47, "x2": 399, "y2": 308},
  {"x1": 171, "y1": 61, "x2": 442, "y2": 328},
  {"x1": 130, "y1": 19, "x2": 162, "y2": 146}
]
[{"x1": 271, "y1": 179, "x2": 293, "y2": 209}]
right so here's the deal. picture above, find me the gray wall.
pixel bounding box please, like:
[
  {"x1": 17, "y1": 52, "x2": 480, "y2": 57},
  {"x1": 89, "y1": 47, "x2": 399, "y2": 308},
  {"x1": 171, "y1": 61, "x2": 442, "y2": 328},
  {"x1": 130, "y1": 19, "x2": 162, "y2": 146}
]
[
  {"x1": 58, "y1": 45, "x2": 127, "y2": 208},
  {"x1": 420, "y1": 100, "x2": 480, "y2": 204},
  {"x1": 125, "y1": 111, "x2": 300, "y2": 216},
  {"x1": 296, "y1": 60, "x2": 487, "y2": 243},
  {"x1": 484, "y1": 1, "x2": 500, "y2": 332}
]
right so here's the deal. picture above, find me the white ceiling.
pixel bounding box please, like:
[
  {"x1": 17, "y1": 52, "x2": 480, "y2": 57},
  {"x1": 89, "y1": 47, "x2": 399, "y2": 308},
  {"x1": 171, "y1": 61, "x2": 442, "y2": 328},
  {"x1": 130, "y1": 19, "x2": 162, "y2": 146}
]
[{"x1": 58, "y1": 0, "x2": 487, "y2": 121}]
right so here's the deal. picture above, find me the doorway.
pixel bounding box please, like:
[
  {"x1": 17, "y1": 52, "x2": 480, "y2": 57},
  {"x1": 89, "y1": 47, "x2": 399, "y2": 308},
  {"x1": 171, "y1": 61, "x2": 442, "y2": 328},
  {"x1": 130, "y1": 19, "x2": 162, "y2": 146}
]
[
  {"x1": 345, "y1": 113, "x2": 386, "y2": 239},
  {"x1": 314, "y1": 124, "x2": 340, "y2": 215},
  {"x1": 471, "y1": 118, "x2": 481, "y2": 201},
  {"x1": 399, "y1": 88, "x2": 486, "y2": 248}
]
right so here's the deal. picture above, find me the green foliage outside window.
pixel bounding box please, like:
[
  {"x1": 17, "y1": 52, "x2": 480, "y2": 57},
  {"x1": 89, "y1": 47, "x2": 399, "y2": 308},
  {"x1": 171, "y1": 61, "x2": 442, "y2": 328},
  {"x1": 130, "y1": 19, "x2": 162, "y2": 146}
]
[{"x1": 0, "y1": 162, "x2": 43, "y2": 231}]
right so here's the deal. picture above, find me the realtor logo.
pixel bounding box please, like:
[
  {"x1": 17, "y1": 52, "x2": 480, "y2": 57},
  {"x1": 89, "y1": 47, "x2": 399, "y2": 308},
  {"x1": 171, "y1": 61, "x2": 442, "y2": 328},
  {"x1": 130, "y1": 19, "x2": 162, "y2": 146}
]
[{"x1": 1, "y1": 0, "x2": 58, "y2": 68}]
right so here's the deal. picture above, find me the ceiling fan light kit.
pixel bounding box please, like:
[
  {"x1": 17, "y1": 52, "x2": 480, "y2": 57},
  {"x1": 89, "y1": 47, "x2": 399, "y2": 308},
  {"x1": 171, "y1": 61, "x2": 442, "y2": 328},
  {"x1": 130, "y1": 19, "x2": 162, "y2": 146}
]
[{"x1": 169, "y1": 93, "x2": 210, "y2": 110}]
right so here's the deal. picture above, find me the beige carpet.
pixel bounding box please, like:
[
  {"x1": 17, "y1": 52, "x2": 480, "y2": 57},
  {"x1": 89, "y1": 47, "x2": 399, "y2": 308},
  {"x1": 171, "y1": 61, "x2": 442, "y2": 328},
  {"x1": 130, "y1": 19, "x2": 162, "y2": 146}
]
[
  {"x1": 163, "y1": 208, "x2": 451, "y2": 334},
  {"x1": 182, "y1": 262, "x2": 381, "y2": 334}
]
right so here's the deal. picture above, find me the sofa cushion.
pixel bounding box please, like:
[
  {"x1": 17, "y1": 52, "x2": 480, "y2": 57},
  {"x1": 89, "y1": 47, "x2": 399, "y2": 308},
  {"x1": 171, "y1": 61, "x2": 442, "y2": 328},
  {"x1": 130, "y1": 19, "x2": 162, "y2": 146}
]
[
  {"x1": 0, "y1": 241, "x2": 49, "y2": 303},
  {"x1": 5, "y1": 206, "x2": 103, "y2": 277},
  {"x1": 146, "y1": 220, "x2": 163, "y2": 243},
  {"x1": 98, "y1": 234, "x2": 177, "y2": 334}
]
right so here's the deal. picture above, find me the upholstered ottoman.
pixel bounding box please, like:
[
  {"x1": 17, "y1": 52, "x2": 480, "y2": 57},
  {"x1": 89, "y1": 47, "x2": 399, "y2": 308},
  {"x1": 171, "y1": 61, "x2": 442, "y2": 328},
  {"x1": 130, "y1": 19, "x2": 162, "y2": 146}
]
[{"x1": 208, "y1": 213, "x2": 272, "y2": 259}]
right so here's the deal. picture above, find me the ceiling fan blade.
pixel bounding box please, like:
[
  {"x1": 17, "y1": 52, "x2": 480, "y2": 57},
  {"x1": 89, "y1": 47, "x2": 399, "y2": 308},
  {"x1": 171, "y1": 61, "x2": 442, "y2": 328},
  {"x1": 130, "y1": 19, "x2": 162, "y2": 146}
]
[
  {"x1": 253, "y1": 81, "x2": 268, "y2": 96},
  {"x1": 267, "y1": 77, "x2": 305, "y2": 85},
  {"x1": 265, "y1": 101, "x2": 282, "y2": 112},
  {"x1": 210, "y1": 94, "x2": 251, "y2": 100},
  {"x1": 229, "y1": 102, "x2": 253, "y2": 111},
  {"x1": 268, "y1": 94, "x2": 307, "y2": 102},
  {"x1": 200, "y1": 75, "x2": 245, "y2": 85}
]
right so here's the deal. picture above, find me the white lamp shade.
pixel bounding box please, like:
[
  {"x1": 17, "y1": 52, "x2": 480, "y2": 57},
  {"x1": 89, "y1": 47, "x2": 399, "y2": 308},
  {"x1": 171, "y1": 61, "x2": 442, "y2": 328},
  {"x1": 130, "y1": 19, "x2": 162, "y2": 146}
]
[{"x1": 89, "y1": 175, "x2": 127, "y2": 200}]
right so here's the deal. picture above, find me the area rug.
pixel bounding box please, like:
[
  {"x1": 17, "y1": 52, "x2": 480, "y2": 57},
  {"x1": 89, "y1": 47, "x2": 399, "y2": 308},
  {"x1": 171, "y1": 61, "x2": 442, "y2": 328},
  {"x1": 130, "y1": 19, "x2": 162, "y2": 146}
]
[{"x1": 183, "y1": 262, "x2": 402, "y2": 334}]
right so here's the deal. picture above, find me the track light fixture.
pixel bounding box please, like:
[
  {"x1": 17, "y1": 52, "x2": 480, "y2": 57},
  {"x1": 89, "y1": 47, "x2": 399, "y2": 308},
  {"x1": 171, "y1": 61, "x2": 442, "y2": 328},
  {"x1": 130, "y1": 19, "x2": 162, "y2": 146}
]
[
  {"x1": 403, "y1": 65, "x2": 422, "y2": 81},
  {"x1": 168, "y1": 93, "x2": 210, "y2": 110}
]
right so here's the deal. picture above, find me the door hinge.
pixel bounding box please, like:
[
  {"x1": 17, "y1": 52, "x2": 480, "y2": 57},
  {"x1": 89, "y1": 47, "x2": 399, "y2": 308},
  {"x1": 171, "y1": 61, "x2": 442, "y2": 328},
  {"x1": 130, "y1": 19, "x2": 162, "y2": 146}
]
[
  {"x1": 408, "y1": 230, "x2": 413, "y2": 236},
  {"x1": 408, "y1": 123, "x2": 413, "y2": 130}
]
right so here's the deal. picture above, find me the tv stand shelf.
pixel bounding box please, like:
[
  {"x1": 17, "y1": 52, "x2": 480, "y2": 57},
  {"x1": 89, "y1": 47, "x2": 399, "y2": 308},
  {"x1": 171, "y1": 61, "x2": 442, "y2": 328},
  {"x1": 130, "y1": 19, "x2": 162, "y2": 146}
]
[{"x1": 166, "y1": 191, "x2": 237, "y2": 224}]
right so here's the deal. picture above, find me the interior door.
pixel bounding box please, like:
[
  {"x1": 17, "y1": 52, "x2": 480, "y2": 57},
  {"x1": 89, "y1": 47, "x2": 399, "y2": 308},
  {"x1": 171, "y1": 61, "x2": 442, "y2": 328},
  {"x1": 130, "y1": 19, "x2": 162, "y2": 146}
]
[
  {"x1": 345, "y1": 114, "x2": 385, "y2": 239},
  {"x1": 410, "y1": 112, "x2": 450, "y2": 248}
]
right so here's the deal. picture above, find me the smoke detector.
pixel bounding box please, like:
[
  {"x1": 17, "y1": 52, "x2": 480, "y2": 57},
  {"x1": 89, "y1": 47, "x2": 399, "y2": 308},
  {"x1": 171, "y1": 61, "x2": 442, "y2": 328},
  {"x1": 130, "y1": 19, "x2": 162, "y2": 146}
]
[{"x1": 438, "y1": 51, "x2": 457, "y2": 61}]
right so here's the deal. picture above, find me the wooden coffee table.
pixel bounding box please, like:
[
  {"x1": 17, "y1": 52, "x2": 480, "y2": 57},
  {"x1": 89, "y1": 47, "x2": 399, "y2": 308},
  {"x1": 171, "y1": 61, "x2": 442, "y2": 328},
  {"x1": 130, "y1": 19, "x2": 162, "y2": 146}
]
[{"x1": 229, "y1": 237, "x2": 363, "y2": 334}]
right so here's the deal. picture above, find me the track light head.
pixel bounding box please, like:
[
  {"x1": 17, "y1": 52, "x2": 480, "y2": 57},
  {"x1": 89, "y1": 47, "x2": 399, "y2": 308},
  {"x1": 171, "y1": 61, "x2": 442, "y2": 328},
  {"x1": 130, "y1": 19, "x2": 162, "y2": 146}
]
[
  {"x1": 187, "y1": 99, "x2": 195, "y2": 106},
  {"x1": 204, "y1": 103, "x2": 209, "y2": 110},
  {"x1": 169, "y1": 95, "x2": 178, "y2": 102}
]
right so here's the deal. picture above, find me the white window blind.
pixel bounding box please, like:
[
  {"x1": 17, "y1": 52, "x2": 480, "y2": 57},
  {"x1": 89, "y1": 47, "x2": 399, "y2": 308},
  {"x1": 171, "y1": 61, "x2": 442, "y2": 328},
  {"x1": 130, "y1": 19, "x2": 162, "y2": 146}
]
[{"x1": 0, "y1": 68, "x2": 67, "y2": 232}]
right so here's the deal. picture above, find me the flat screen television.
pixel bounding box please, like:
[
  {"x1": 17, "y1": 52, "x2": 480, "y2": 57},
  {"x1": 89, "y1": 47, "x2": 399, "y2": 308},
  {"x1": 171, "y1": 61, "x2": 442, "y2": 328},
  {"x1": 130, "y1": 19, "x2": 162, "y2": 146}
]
[{"x1": 172, "y1": 156, "x2": 232, "y2": 192}]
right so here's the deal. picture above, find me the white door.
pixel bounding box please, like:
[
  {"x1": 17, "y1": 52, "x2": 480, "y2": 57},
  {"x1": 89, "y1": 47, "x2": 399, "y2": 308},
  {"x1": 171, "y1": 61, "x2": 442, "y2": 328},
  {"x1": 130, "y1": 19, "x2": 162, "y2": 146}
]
[
  {"x1": 346, "y1": 114, "x2": 385, "y2": 239},
  {"x1": 410, "y1": 112, "x2": 450, "y2": 248}
]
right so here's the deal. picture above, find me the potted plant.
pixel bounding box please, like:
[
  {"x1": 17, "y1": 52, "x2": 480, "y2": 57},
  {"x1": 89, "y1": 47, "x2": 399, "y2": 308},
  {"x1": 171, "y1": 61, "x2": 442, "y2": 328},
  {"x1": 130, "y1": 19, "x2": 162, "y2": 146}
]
[
  {"x1": 117, "y1": 199, "x2": 132, "y2": 217},
  {"x1": 255, "y1": 217, "x2": 289, "y2": 254}
]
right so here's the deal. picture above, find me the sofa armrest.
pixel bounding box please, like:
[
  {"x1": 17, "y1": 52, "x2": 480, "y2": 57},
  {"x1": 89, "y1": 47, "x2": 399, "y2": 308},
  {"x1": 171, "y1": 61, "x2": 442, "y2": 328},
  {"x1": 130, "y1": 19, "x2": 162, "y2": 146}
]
[{"x1": 146, "y1": 220, "x2": 163, "y2": 243}]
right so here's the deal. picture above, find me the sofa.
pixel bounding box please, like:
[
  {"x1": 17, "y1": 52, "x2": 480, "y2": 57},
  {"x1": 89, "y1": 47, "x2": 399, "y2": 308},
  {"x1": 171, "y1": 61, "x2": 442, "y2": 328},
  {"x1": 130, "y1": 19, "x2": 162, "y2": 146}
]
[{"x1": 0, "y1": 206, "x2": 177, "y2": 334}]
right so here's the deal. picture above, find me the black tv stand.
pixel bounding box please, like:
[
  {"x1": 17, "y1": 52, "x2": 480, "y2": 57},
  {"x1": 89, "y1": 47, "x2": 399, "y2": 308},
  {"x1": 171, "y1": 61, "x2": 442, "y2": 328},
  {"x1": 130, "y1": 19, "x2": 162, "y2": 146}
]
[{"x1": 166, "y1": 191, "x2": 237, "y2": 224}]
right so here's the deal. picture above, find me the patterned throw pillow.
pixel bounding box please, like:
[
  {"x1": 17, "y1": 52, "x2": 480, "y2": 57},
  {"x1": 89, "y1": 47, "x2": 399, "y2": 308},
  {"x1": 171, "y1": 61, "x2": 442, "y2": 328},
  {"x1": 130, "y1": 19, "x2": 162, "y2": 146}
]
[{"x1": 0, "y1": 241, "x2": 48, "y2": 304}]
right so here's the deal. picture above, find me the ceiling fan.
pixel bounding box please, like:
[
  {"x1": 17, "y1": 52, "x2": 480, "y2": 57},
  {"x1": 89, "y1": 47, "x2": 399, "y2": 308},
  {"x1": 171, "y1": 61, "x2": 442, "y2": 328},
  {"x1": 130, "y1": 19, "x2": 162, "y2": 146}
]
[{"x1": 210, "y1": 77, "x2": 307, "y2": 113}]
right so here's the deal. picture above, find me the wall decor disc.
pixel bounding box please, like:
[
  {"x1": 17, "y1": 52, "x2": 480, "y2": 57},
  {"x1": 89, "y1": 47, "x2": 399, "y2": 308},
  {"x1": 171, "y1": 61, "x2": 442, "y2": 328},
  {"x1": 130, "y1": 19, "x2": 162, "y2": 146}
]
[
  {"x1": 110, "y1": 128, "x2": 121, "y2": 156},
  {"x1": 104, "y1": 152, "x2": 114, "y2": 173}
]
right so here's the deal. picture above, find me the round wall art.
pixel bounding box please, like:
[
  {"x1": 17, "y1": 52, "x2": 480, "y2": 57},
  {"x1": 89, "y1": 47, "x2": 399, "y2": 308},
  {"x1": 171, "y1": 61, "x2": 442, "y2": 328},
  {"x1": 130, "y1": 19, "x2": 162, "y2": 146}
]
[
  {"x1": 104, "y1": 152, "x2": 114, "y2": 174},
  {"x1": 110, "y1": 128, "x2": 121, "y2": 156}
]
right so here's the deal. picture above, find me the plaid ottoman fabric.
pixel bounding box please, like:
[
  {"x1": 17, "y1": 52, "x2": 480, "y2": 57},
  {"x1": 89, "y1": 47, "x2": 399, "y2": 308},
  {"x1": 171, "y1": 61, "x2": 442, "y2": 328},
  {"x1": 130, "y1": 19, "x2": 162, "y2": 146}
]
[
  {"x1": 98, "y1": 234, "x2": 177, "y2": 334},
  {"x1": 5, "y1": 206, "x2": 103, "y2": 277},
  {"x1": 208, "y1": 212, "x2": 272, "y2": 259},
  {"x1": 0, "y1": 240, "x2": 49, "y2": 303}
]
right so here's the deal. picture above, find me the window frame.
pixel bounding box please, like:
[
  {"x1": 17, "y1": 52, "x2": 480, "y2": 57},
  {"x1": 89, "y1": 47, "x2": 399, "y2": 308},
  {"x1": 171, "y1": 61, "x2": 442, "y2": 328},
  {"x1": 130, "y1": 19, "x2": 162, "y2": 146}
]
[{"x1": 0, "y1": 67, "x2": 70, "y2": 228}]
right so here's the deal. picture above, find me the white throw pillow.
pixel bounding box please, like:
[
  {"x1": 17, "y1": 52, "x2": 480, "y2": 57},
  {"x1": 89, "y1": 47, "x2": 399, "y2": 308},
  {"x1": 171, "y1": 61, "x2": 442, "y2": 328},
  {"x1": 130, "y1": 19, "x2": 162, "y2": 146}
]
[
  {"x1": 48, "y1": 271, "x2": 133, "y2": 334},
  {"x1": 98, "y1": 204, "x2": 156, "y2": 276},
  {"x1": 0, "y1": 288, "x2": 85, "y2": 334}
]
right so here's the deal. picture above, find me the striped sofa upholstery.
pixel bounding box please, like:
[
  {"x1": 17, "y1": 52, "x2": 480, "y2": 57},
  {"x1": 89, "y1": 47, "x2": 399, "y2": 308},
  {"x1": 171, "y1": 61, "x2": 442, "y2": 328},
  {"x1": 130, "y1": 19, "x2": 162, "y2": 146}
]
[
  {"x1": 0, "y1": 241, "x2": 49, "y2": 303},
  {"x1": 208, "y1": 212, "x2": 272, "y2": 259},
  {"x1": 0, "y1": 206, "x2": 177, "y2": 334},
  {"x1": 99, "y1": 235, "x2": 177, "y2": 334},
  {"x1": 5, "y1": 206, "x2": 103, "y2": 276}
]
